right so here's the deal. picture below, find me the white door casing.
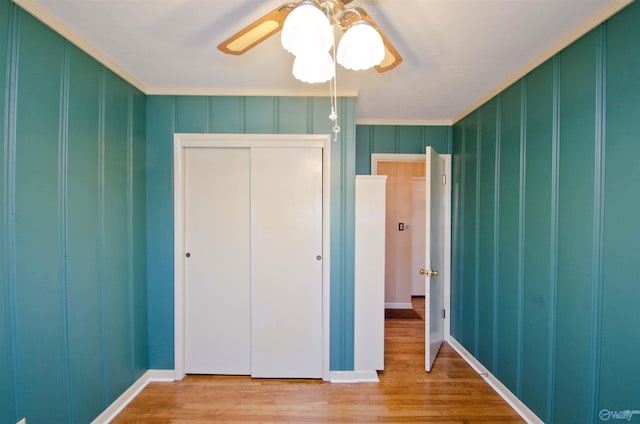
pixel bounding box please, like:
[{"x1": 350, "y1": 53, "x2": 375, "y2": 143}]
[
  {"x1": 371, "y1": 152, "x2": 451, "y2": 370},
  {"x1": 174, "y1": 134, "x2": 332, "y2": 381}
]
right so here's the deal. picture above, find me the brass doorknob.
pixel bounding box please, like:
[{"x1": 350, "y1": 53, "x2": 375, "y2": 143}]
[{"x1": 419, "y1": 268, "x2": 439, "y2": 277}]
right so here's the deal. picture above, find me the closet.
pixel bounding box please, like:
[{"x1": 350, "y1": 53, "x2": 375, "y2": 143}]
[{"x1": 182, "y1": 145, "x2": 323, "y2": 379}]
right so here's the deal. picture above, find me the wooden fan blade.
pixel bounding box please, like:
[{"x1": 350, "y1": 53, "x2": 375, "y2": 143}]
[
  {"x1": 218, "y1": 3, "x2": 295, "y2": 55},
  {"x1": 357, "y1": 8, "x2": 403, "y2": 73}
]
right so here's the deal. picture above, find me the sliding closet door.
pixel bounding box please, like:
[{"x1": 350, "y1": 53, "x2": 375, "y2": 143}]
[
  {"x1": 250, "y1": 147, "x2": 323, "y2": 378},
  {"x1": 184, "y1": 148, "x2": 251, "y2": 375}
]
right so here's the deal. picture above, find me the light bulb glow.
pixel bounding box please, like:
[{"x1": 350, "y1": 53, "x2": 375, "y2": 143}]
[
  {"x1": 281, "y1": 2, "x2": 333, "y2": 56},
  {"x1": 337, "y1": 21, "x2": 384, "y2": 71},
  {"x1": 292, "y1": 51, "x2": 335, "y2": 84}
]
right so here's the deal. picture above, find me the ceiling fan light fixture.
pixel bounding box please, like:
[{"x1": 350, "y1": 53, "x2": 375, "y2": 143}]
[
  {"x1": 218, "y1": 0, "x2": 401, "y2": 141},
  {"x1": 292, "y1": 51, "x2": 335, "y2": 84},
  {"x1": 337, "y1": 20, "x2": 384, "y2": 71},
  {"x1": 281, "y1": 1, "x2": 333, "y2": 56}
]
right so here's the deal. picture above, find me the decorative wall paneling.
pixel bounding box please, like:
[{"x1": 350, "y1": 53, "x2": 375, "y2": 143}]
[
  {"x1": 355, "y1": 125, "x2": 451, "y2": 175},
  {"x1": 451, "y1": 3, "x2": 640, "y2": 422},
  {"x1": 0, "y1": 2, "x2": 147, "y2": 423}
]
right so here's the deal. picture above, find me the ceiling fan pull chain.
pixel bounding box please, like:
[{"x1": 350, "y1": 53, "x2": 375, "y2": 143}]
[{"x1": 329, "y1": 23, "x2": 340, "y2": 142}]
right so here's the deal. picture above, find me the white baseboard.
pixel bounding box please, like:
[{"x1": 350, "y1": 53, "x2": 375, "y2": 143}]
[
  {"x1": 384, "y1": 302, "x2": 413, "y2": 309},
  {"x1": 329, "y1": 370, "x2": 379, "y2": 383},
  {"x1": 146, "y1": 369, "x2": 177, "y2": 382},
  {"x1": 91, "y1": 369, "x2": 176, "y2": 424},
  {"x1": 447, "y1": 337, "x2": 543, "y2": 424}
]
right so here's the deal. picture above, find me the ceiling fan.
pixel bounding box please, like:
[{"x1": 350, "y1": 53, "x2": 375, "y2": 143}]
[{"x1": 217, "y1": 0, "x2": 403, "y2": 73}]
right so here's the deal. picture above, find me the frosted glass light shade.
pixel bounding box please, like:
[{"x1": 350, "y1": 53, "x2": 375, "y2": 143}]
[
  {"x1": 337, "y1": 21, "x2": 384, "y2": 70},
  {"x1": 292, "y1": 51, "x2": 335, "y2": 84},
  {"x1": 281, "y1": 1, "x2": 333, "y2": 56}
]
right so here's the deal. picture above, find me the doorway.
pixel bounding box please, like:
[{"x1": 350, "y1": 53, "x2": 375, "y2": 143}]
[
  {"x1": 173, "y1": 134, "x2": 332, "y2": 381},
  {"x1": 376, "y1": 160, "x2": 425, "y2": 308},
  {"x1": 372, "y1": 152, "x2": 452, "y2": 369}
]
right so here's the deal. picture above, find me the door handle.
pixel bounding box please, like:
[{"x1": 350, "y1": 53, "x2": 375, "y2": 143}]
[{"x1": 419, "y1": 268, "x2": 439, "y2": 277}]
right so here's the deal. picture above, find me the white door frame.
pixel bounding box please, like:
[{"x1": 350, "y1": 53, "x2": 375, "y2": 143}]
[
  {"x1": 371, "y1": 153, "x2": 452, "y2": 342},
  {"x1": 174, "y1": 133, "x2": 332, "y2": 381}
]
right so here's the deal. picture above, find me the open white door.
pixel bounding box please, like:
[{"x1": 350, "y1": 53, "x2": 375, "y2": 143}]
[{"x1": 423, "y1": 146, "x2": 445, "y2": 372}]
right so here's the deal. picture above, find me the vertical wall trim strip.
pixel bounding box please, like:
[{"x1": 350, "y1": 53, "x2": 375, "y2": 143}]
[
  {"x1": 547, "y1": 54, "x2": 561, "y2": 423},
  {"x1": 589, "y1": 24, "x2": 606, "y2": 423},
  {"x1": 493, "y1": 95, "x2": 501, "y2": 374},
  {"x1": 98, "y1": 66, "x2": 108, "y2": 407},
  {"x1": 340, "y1": 107, "x2": 348, "y2": 367},
  {"x1": 273, "y1": 97, "x2": 279, "y2": 133},
  {"x1": 58, "y1": 40, "x2": 72, "y2": 424},
  {"x1": 516, "y1": 78, "x2": 527, "y2": 397},
  {"x1": 205, "y1": 97, "x2": 212, "y2": 133},
  {"x1": 172, "y1": 97, "x2": 177, "y2": 130},
  {"x1": 393, "y1": 125, "x2": 400, "y2": 153},
  {"x1": 307, "y1": 97, "x2": 313, "y2": 134},
  {"x1": 127, "y1": 92, "x2": 135, "y2": 382},
  {"x1": 3, "y1": 4, "x2": 21, "y2": 420},
  {"x1": 174, "y1": 98, "x2": 180, "y2": 132},
  {"x1": 474, "y1": 110, "x2": 481, "y2": 356},
  {"x1": 458, "y1": 120, "x2": 465, "y2": 338},
  {"x1": 240, "y1": 97, "x2": 246, "y2": 133},
  {"x1": 341, "y1": 97, "x2": 355, "y2": 368},
  {"x1": 368, "y1": 125, "x2": 374, "y2": 156}
]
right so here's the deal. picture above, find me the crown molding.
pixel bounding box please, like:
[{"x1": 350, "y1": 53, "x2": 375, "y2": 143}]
[
  {"x1": 452, "y1": 0, "x2": 634, "y2": 124},
  {"x1": 145, "y1": 87, "x2": 359, "y2": 97},
  {"x1": 356, "y1": 119, "x2": 453, "y2": 126}
]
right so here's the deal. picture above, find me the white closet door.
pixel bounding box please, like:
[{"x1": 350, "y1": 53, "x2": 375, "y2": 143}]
[
  {"x1": 184, "y1": 147, "x2": 251, "y2": 375},
  {"x1": 250, "y1": 147, "x2": 323, "y2": 378}
]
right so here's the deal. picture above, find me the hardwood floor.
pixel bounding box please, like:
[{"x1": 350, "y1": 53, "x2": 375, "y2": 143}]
[{"x1": 114, "y1": 298, "x2": 524, "y2": 423}]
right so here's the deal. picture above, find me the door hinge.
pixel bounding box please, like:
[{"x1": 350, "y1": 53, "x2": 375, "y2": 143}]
[
  {"x1": 442, "y1": 175, "x2": 446, "y2": 185},
  {"x1": 442, "y1": 309, "x2": 446, "y2": 319}
]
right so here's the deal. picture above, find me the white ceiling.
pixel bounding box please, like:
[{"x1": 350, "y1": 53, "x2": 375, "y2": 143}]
[{"x1": 19, "y1": 0, "x2": 631, "y2": 123}]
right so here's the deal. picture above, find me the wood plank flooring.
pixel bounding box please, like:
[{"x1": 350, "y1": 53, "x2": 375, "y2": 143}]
[{"x1": 114, "y1": 298, "x2": 524, "y2": 423}]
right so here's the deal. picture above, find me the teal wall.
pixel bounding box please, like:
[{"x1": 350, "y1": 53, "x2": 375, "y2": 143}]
[
  {"x1": 0, "y1": 2, "x2": 148, "y2": 424},
  {"x1": 355, "y1": 125, "x2": 451, "y2": 174},
  {"x1": 451, "y1": 2, "x2": 640, "y2": 423},
  {"x1": 3, "y1": 0, "x2": 640, "y2": 422},
  {"x1": 146, "y1": 95, "x2": 357, "y2": 371}
]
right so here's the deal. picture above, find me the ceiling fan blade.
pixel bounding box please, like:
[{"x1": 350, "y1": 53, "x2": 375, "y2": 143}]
[
  {"x1": 218, "y1": 3, "x2": 295, "y2": 55},
  {"x1": 357, "y1": 8, "x2": 403, "y2": 73}
]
